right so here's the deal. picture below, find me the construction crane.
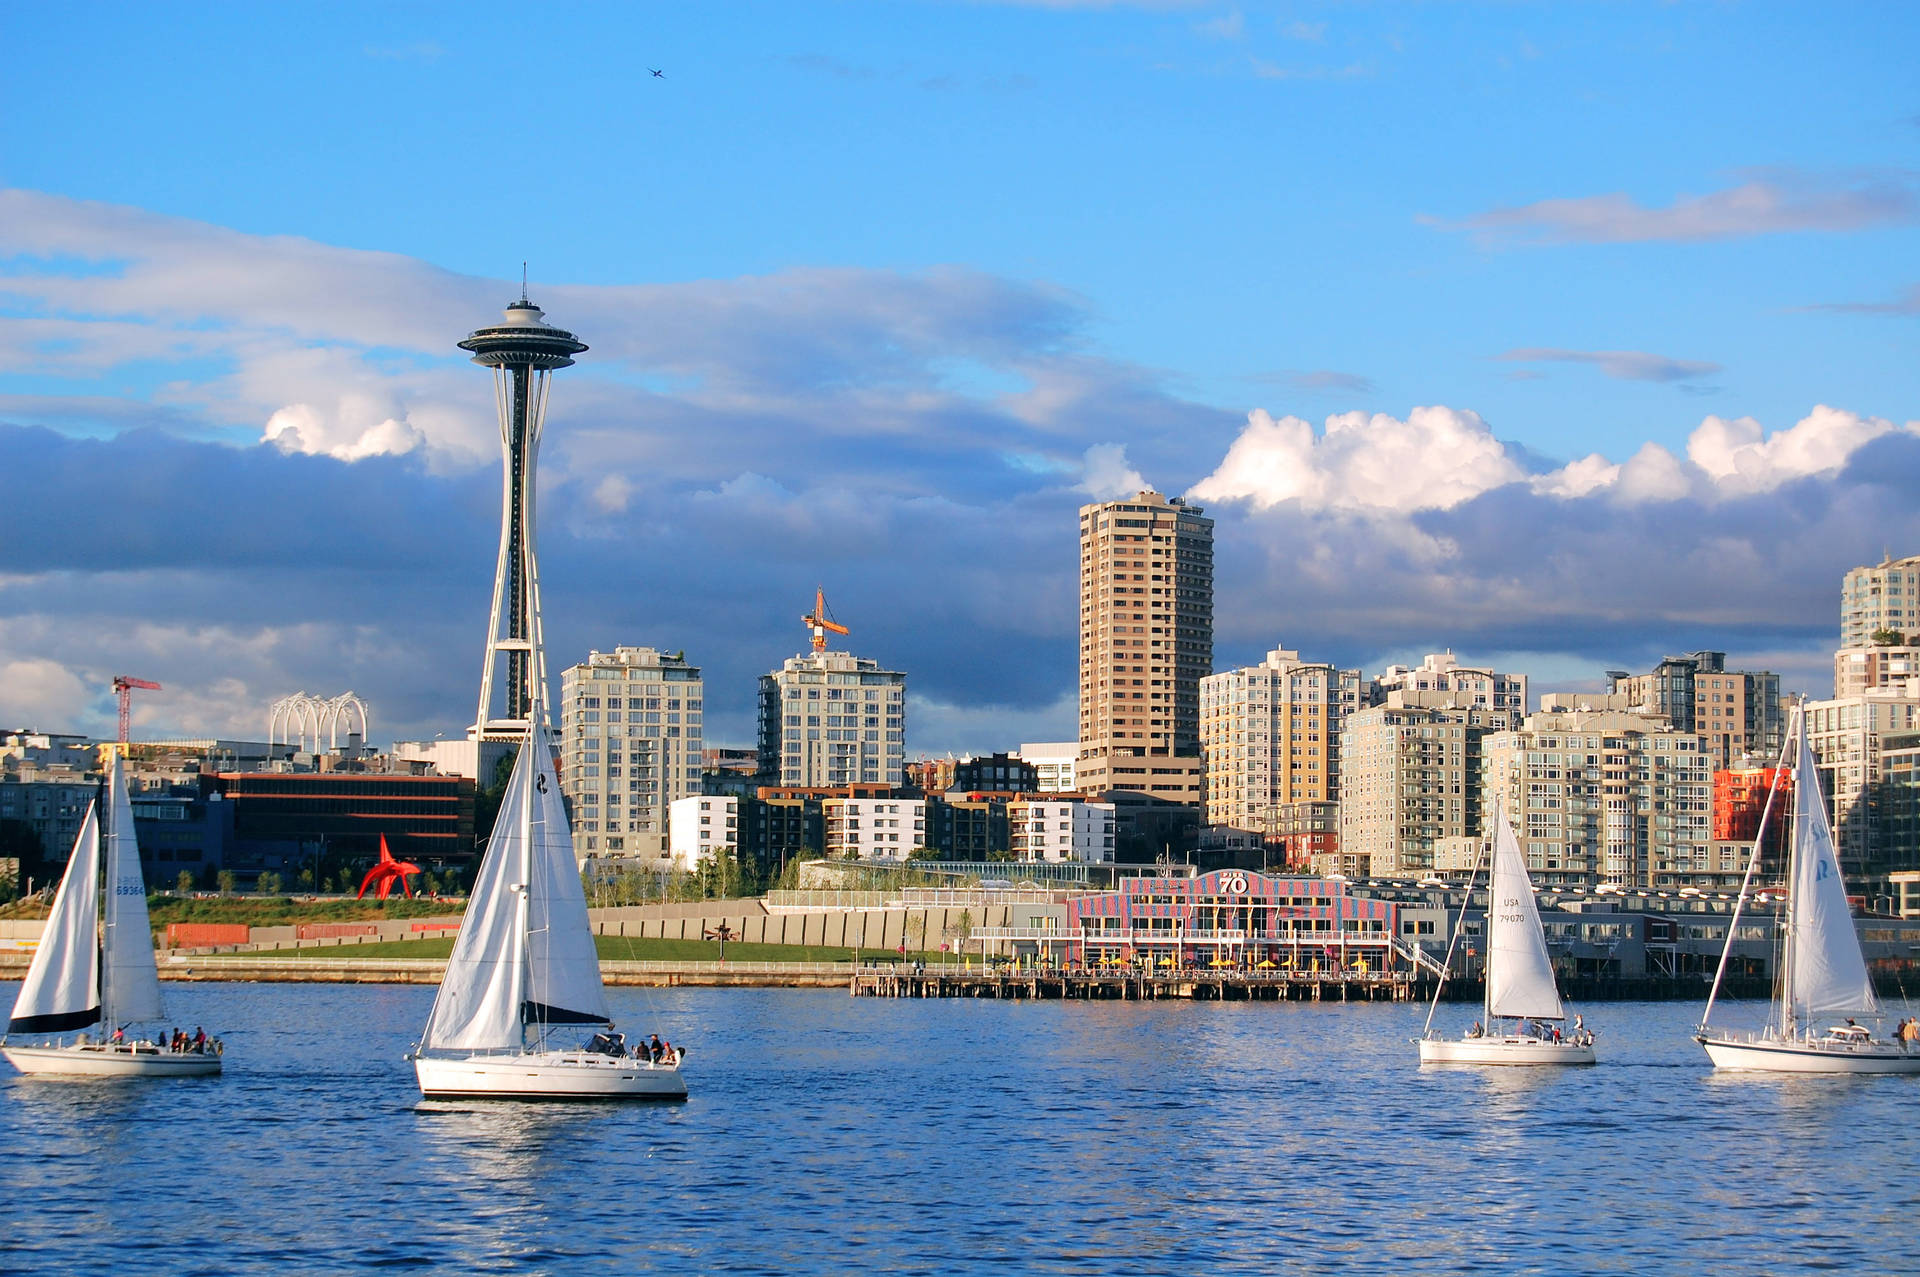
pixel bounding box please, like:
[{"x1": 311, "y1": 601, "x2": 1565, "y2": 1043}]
[
  {"x1": 112, "y1": 676, "x2": 161, "y2": 744},
  {"x1": 801, "y1": 587, "x2": 850, "y2": 652}
]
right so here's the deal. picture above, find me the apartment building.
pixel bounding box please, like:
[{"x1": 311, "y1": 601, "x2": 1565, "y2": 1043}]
[
  {"x1": 822, "y1": 797, "x2": 925, "y2": 861},
  {"x1": 1805, "y1": 688, "x2": 1920, "y2": 878},
  {"x1": 1374, "y1": 651, "x2": 1528, "y2": 716},
  {"x1": 1841, "y1": 553, "x2": 1920, "y2": 648},
  {"x1": 557, "y1": 646, "x2": 704, "y2": 861},
  {"x1": 1075, "y1": 490, "x2": 1212, "y2": 804},
  {"x1": 1200, "y1": 645, "x2": 1365, "y2": 830},
  {"x1": 1482, "y1": 709, "x2": 1714, "y2": 891},
  {"x1": 1008, "y1": 797, "x2": 1116, "y2": 863},
  {"x1": 1835, "y1": 644, "x2": 1920, "y2": 698},
  {"x1": 1338, "y1": 696, "x2": 1523, "y2": 878},
  {"x1": 1017, "y1": 742, "x2": 1078, "y2": 794},
  {"x1": 667, "y1": 794, "x2": 738, "y2": 871},
  {"x1": 1607, "y1": 650, "x2": 1783, "y2": 771},
  {"x1": 756, "y1": 650, "x2": 907, "y2": 788}
]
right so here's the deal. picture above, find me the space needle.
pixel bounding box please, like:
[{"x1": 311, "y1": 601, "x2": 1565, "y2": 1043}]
[{"x1": 462, "y1": 282, "x2": 588, "y2": 741}]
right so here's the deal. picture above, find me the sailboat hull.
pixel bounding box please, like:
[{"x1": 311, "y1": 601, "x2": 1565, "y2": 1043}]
[
  {"x1": 3, "y1": 1042, "x2": 221, "y2": 1077},
  {"x1": 1419, "y1": 1036, "x2": 1596, "y2": 1066},
  {"x1": 415, "y1": 1050, "x2": 687, "y2": 1100},
  {"x1": 1699, "y1": 1034, "x2": 1920, "y2": 1074}
]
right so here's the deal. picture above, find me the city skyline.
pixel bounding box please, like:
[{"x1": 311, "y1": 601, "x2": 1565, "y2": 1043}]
[{"x1": 3, "y1": 5, "x2": 1918, "y2": 753}]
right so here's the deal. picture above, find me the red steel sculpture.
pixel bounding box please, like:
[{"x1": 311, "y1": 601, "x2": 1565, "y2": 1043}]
[{"x1": 356, "y1": 835, "x2": 423, "y2": 900}]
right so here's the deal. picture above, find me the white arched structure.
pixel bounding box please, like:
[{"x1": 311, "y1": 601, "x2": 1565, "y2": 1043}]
[{"x1": 269, "y1": 691, "x2": 370, "y2": 753}]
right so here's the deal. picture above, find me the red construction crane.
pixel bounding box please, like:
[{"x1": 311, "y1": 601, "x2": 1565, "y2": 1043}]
[
  {"x1": 113, "y1": 676, "x2": 161, "y2": 744},
  {"x1": 801, "y1": 587, "x2": 850, "y2": 652}
]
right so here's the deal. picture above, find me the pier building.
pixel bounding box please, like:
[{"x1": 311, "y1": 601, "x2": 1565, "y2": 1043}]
[
  {"x1": 1075, "y1": 490, "x2": 1212, "y2": 805},
  {"x1": 559, "y1": 645, "x2": 705, "y2": 861},
  {"x1": 1005, "y1": 870, "x2": 1409, "y2": 972}
]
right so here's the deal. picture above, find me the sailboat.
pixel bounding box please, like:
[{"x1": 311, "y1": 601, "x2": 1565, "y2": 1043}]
[
  {"x1": 408, "y1": 713, "x2": 686, "y2": 1100},
  {"x1": 1418, "y1": 803, "x2": 1595, "y2": 1065},
  {"x1": 1696, "y1": 705, "x2": 1920, "y2": 1073},
  {"x1": 4, "y1": 753, "x2": 221, "y2": 1077}
]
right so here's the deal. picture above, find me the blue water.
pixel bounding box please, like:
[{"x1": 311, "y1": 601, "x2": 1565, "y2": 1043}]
[{"x1": 1, "y1": 983, "x2": 1915, "y2": 1275}]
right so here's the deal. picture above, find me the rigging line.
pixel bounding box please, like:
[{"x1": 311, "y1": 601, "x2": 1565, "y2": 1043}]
[
  {"x1": 1420, "y1": 823, "x2": 1486, "y2": 1040},
  {"x1": 1701, "y1": 702, "x2": 1796, "y2": 1034}
]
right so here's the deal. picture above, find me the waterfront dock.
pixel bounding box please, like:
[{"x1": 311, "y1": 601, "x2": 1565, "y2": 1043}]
[{"x1": 850, "y1": 967, "x2": 1423, "y2": 1001}]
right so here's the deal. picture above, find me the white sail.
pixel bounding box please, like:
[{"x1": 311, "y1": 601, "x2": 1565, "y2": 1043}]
[
  {"x1": 420, "y1": 720, "x2": 609, "y2": 1052},
  {"x1": 522, "y1": 717, "x2": 611, "y2": 1028},
  {"x1": 1786, "y1": 724, "x2": 1877, "y2": 1023},
  {"x1": 1485, "y1": 812, "x2": 1566, "y2": 1021},
  {"x1": 101, "y1": 753, "x2": 165, "y2": 1026},
  {"x1": 8, "y1": 803, "x2": 102, "y2": 1034},
  {"x1": 421, "y1": 747, "x2": 533, "y2": 1052}
]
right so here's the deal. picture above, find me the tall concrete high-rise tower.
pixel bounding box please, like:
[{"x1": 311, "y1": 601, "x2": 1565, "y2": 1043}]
[
  {"x1": 462, "y1": 288, "x2": 588, "y2": 740},
  {"x1": 1076, "y1": 490, "x2": 1212, "y2": 804}
]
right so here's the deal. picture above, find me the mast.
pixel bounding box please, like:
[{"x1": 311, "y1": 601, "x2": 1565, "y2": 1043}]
[
  {"x1": 1780, "y1": 707, "x2": 1801, "y2": 1038},
  {"x1": 514, "y1": 722, "x2": 535, "y2": 1052},
  {"x1": 97, "y1": 765, "x2": 115, "y2": 1032},
  {"x1": 1420, "y1": 830, "x2": 1486, "y2": 1039},
  {"x1": 1700, "y1": 707, "x2": 1794, "y2": 1034}
]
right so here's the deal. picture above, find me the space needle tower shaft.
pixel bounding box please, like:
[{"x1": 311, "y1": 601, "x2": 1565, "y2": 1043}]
[{"x1": 460, "y1": 284, "x2": 588, "y2": 739}]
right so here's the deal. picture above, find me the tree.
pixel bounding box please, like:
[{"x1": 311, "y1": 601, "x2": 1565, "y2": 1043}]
[
  {"x1": 175, "y1": 869, "x2": 195, "y2": 894},
  {"x1": 1871, "y1": 627, "x2": 1907, "y2": 647},
  {"x1": 256, "y1": 871, "x2": 283, "y2": 896},
  {"x1": 216, "y1": 870, "x2": 237, "y2": 895}
]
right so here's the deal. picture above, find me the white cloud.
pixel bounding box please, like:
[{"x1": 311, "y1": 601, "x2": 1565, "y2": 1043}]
[
  {"x1": 1079, "y1": 442, "x2": 1147, "y2": 498},
  {"x1": 1686, "y1": 405, "x2": 1906, "y2": 494},
  {"x1": 1189, "y1": 406, "x2": 1522, "y2": 513},
  {"x1": 0, "y1": 657, "x2": 91, "y2": 731},
  {"x1": 264, "y1": 402, "x2": 425, "y2": 461}
]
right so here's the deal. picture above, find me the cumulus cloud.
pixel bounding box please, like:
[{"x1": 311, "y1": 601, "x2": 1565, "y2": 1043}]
[
  {"x1": 1079, "y1": 443, "x2": 1147, "y2": 499},
  {"x1": 1436, "y1": 170, "x2": 1920, "y2": 245},
  {"x1": 1189, "y1": 406, "x2": 1522, "y2": 513},
  {"x1": 1498, "y1": 347, "x2": 1722, "y2": 384},
  {"x1": 0, "y1": 657, "x2": 91, "y2": 732}
]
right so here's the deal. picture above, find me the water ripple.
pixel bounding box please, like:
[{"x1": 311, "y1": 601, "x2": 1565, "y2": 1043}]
[{"x1": 1, "y1": 984, "x2": 1916, "y2": 1272}]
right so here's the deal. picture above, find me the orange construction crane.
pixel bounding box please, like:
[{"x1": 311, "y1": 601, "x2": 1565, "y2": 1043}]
[
  {"x1": 801, "y1": 587, "x2": 850, "y2": 652},
  {"x1": 113, "y1": 675, "x2": 161, "y2": 744}
]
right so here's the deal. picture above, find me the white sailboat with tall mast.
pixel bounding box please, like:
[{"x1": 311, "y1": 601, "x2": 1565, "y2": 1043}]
[
  {"x1": 1696, "y1": 704, "x2": 1920, "y2": 1073},
  {"x1": 1418, "y1": 803, "x2": 1595, "y2": 1065},
  {"x1": 408, "y1": 710, "x2": 686, "y2": 1100},
  {"x1": 4, "y1": 753, "x2": 221, "y2": 1077}
]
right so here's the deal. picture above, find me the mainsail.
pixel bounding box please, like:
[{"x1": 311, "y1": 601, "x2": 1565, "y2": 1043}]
[
  {"x1": 1786, "y1": 723, "x2": 1877, "y2": 1023},
  {"x1": 521, "y1": 717, "x2": 611, "y2": 1027},
  {"x1": 102, "y1": 753, "x2": 164, "y2": 1027},
  {"x1": 420, "y1": 718, "x2": 609, "y2": 1052},
  {"x1": 8, "y1": 803, "x2": 102, "y2": 1035},
  {"x1": 1484, "y1": 811, "x2": 1567, "y2": 1022}
]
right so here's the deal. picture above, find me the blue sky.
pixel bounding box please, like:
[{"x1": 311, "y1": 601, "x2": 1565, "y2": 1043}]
[{"x1": 2, "y1": 2, "x2": 1917, "y2": 751}]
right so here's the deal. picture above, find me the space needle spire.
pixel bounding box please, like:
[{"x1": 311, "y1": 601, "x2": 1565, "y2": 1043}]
[{"x1": 460, "y1": 284, "x2": 588, "y2": 741}]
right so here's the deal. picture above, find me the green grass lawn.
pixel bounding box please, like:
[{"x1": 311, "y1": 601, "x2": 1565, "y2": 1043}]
[{"x1": 236, "y1": 934, "x2": 964, "y2": 964}]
